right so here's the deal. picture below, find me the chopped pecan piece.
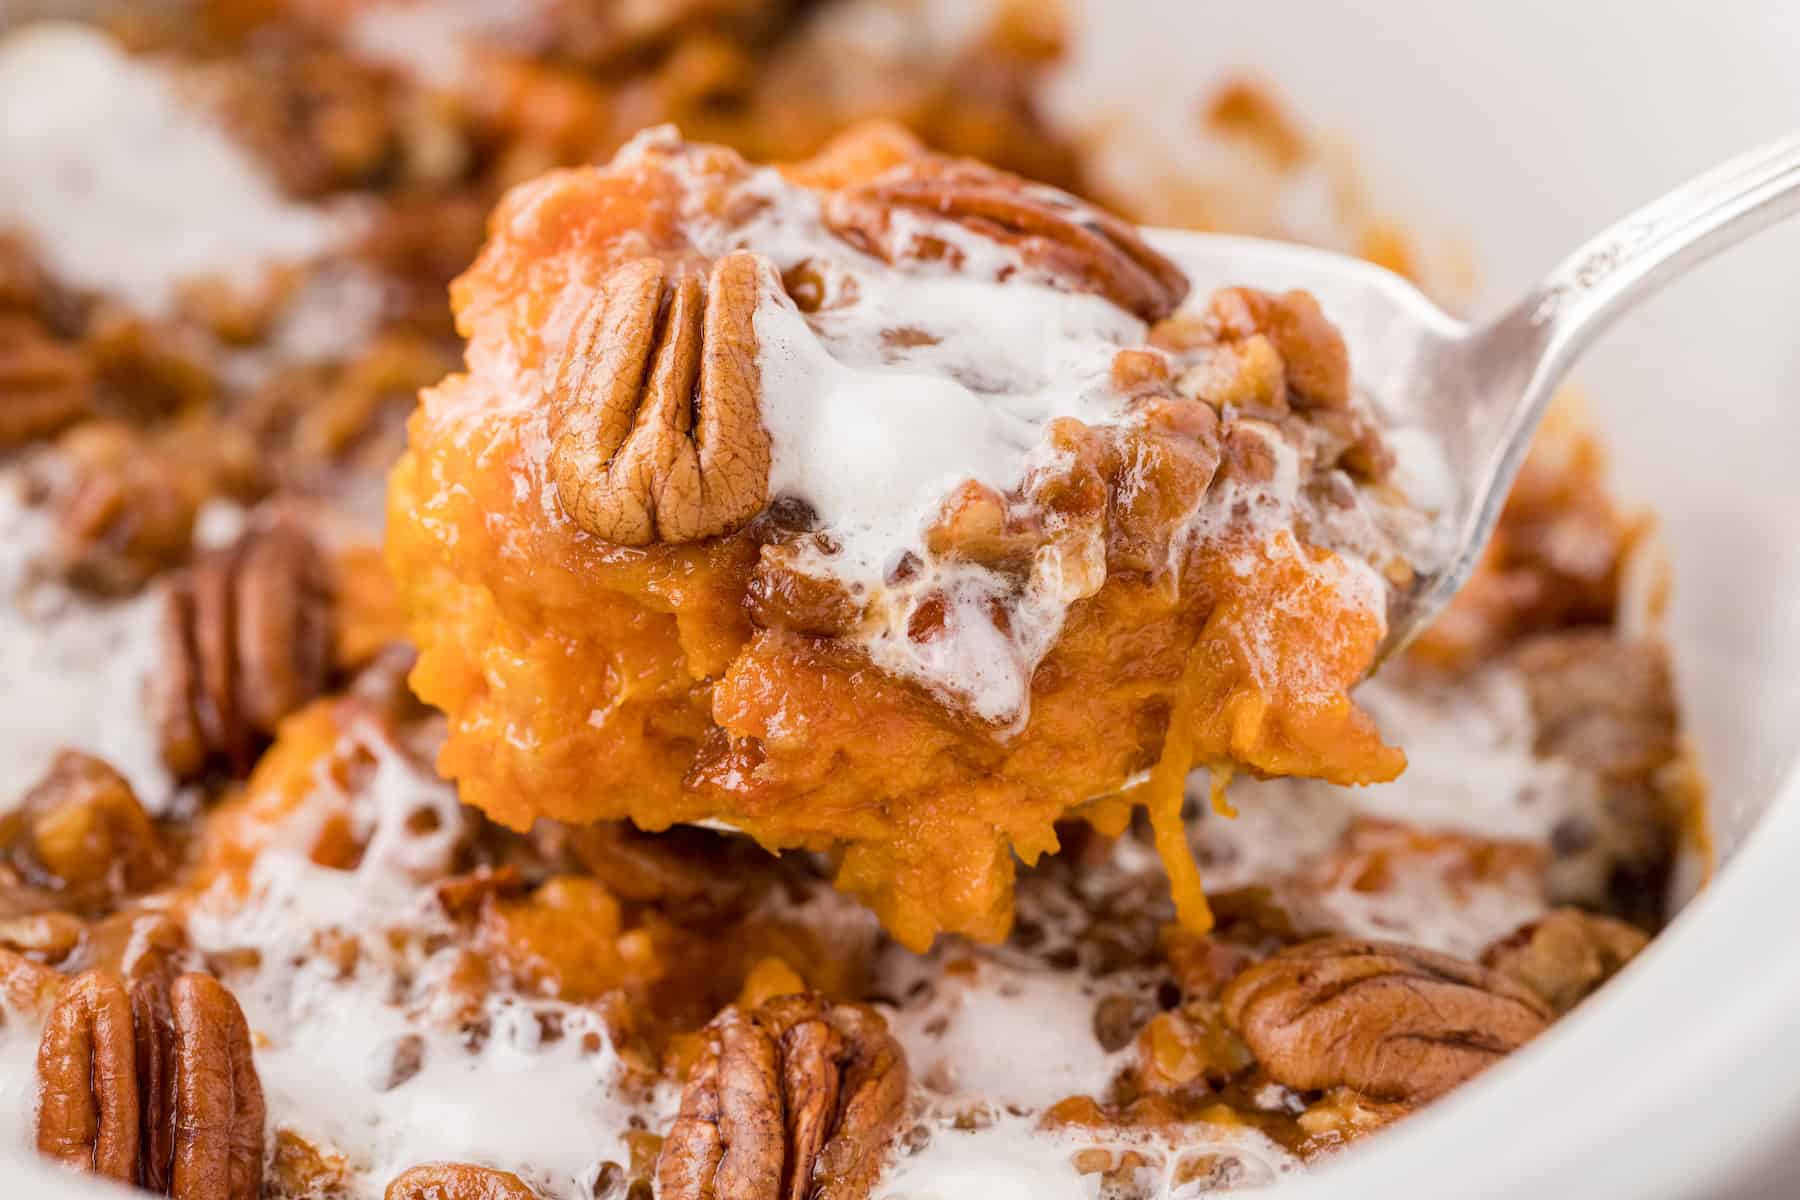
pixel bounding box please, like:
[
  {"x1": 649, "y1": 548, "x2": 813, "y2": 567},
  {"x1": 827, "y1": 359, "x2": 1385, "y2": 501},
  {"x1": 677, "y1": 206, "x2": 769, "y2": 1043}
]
[
  {"x1": 1202, "y1": 287, "x2": 1350, "y2": 410},
  {"x1": 1221, "y1": 936, "x2": 1550, "y2": 1103},
  {"x1": 270, "y1": 1130, "x2": 353, "y2": 1198},
  {"x1": 433, "y1": 864, "x2": 525, "y2": 922},
  {"x1": 1510, "y1": 632, "x2": 1678, "y2": 777},
  {"x1": 548, "y1": 251, "x2": 774, "y2": 546},
  {"x1": 825, "y1": 156, "x2": 1188, "y2": 322},
  {"x1": 151, "y1": 523, "x2": 335, "y2": 780},
  {"x1": 11, "y1": 750, "x2": 169, "y2": 904},
  {"x1": 0, "y1": 911, "x2": 85, "y2": 965},
  {"x1": 1296, "y1": 1086, "x2": 1411, "y2": 1146},
  {"x1": 0, "y1": 944, "x2": 66, "y2": 1014},
  {"x1": 82, "y1": 305, "x2": 216, "y2": 424},
  {"x1": 0, "y1": 312, "x2": 93, "y2": 447},
  {"x1": 1129, "y1": 1003, "x2": 1254, "y2": 1095},
  {"x1": 1481, "y1": 907, "x2": 1648, "y2": 1015},
  {"x1": 658, "y1": 993, "x2": 909, "y2": 1200},
  {"x1": 386, "y1": 1162, "x2": 539, "y2": 1199},
  {"x1": 35, "y1": 971, "x2": 140, "y2": 1184},
  {"x1": 31, "y1": 421, "x2": 203, "y2": 595},
  {"x1": 921, "y1": 480, "x2": 1042, "y2": 572},
  {"x1": 745, "y1": 545, "x2": 867, "y2": 639}
]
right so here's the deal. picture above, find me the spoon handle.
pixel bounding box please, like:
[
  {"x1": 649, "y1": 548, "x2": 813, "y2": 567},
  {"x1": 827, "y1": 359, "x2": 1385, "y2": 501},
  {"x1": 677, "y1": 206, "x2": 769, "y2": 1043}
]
[
  {"x1": 1388, "y1": 133, "x2": 1800, "y2": 660},
  {"x1": 1519, "y1": 131, "x2": 1800, "y2": 375},
  {"x1": 1470, "y1": 133, "x2": 1800, "y2": 426}
]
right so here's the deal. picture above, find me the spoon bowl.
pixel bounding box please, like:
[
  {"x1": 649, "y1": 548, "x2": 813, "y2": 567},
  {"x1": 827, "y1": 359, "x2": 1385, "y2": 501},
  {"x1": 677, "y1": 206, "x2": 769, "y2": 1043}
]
[{"x1": 1148, "y1": 129, "x2": 1800, "y2": 660}]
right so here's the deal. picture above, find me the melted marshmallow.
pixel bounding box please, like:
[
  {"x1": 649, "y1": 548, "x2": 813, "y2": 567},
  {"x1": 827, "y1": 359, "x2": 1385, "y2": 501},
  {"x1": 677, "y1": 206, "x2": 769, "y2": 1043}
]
[
  {"x1": 347, "y1": 0, "x2": 551, "y2": 87},
  {"x1": 180, "y1": 721, "x2": 651, "y2": 1197},
  {"x1": 0, "y1": 1015, "x2": 38, "y2": 1160},
  {"x1": 0, "y1": 481, "x2": 172, "y2": 810},
  {"x1": 1313, "y1": 865, "x2": 1545, "y2": 960},
  {"x1": 0, "y1": 25, "x2": 337, "y2": 315},
  {"x1": 1188, "y1": 664, "x2": 1585, "y2": 956},
  {"x1": 884, "y1": 957, "x2": 1127, "y2": 1111},
  {"x1": 878, "y1": 1115, "x2": 1301, "y2": 1200},
  {"x1": 875, "y1": 1116, "x2": 1101, "y2": 1200},
  {"x1": 1199, "y1": 664, "x2": 1600, "y2": 874}
]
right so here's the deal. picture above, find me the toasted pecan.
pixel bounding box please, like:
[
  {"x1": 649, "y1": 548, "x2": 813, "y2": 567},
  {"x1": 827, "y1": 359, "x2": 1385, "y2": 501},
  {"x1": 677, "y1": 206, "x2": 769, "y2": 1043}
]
[
  {"x1": 1222, "y1": 936, "x2": 1551, "y2": 1103},
  {"x1": 1202, "y1": 287, "x2": 1349, "y2": 411},
  {"x1": 385, "y1": 1161, "x2": 540, "y2": 1199},
  {"x1": 166, "y1": 972, "x2": 266, "y2": 1199},
  {"x1": 35, "y1": 970, "x2": 266, "y2": 1198},
  {"x1": 35, "y1": 971, "x2": 140, "y2": 1183},
  {"x1": 150, "y1": 522, "x2": 335, "y2": 780},
  {"x1": 0, "y1": 313, "x2": 93, "y2": 447},
  {"x1": 658, "y1": 992, "x2": 909, "y2": 1200},
  {"x1": 825, "y1": 156, "x2": 1188, "y2": 322},
  {"x1": 548, "y1": 251, "x2": 773, "y2": 546},
  {"x1": 1481, "y1": 907, "x2": 1648, "y2": 1015},
  {"x1": 14, "y1": 750, "x2": 169, "y2": 904},
  {"x1": 0, "y1": 944, "x2": 65, "y2": 1015},
  {"x1": 34, "y1": 421, "x2": 203, "y2": 595}
]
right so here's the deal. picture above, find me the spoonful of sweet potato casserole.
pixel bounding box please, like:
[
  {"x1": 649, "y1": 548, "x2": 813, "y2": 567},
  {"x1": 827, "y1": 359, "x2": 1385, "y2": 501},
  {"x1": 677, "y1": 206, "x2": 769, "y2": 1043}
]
[
  {"x1": 386, "y1": 121, "x2": 1441, "y2": 950},
  {"x1": 388, "y1": 119, "x2": 1798, "y2": 953}
]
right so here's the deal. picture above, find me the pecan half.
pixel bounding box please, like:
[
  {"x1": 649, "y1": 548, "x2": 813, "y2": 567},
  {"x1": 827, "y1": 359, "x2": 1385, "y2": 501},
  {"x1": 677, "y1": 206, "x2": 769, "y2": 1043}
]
[
  {"x1": 12, "y1": 750, "x2": 169, "y2": 904},
  {"x1": 1221, "y1": 936, "x2": 1551, "y2": 1103},
  {"x1": 658, "y1": 993, "x2": 909, "y2": 1200},
  {"x1": 233, "y1": 525, "x2": 336, "y2": 732},
  {"x1": 548, "y1": 251, "x2": 773, "y2": 546},
  {"x1": 150, "y1": 523, "x2": 335, "y2": 780},
  {"x1": 35, "y1": 971, "x2": 140, "y2": 1183},
  {"x1": 1481, "y1": 908, "x2": 1648, "y2": 1016},
  {"x1": 825, "y1": 158, "x2": 1188, "y2": 322},
  {"x1": 36, "y1": 970, "x2": 265, "y2": 1198},
  {"x1": 385, "y1": 1162, "x2": 540, "y2": 1199},
  {"x1": 167, "y1": 973, "x2": 266, "y2": 1199}
]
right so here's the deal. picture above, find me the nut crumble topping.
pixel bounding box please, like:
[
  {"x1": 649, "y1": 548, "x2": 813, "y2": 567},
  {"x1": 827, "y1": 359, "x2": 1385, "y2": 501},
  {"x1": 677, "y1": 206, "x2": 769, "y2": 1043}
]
[{"x1": 0, "y1": 7, "x2": 1702, "y2": 1200}]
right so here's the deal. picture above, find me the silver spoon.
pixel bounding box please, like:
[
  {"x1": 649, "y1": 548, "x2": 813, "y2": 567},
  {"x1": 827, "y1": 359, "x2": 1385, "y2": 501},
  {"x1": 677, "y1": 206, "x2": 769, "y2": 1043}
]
[{"x1": 1145, "y1": 131, "x2": 1800, "y2": 661}]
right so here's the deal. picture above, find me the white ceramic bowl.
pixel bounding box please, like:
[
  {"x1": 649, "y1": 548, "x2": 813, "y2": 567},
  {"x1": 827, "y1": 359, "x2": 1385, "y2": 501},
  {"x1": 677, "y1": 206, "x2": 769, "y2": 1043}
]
[{"x1": 6, "y1": 2, "x2": 1799, "y2": 1197}]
